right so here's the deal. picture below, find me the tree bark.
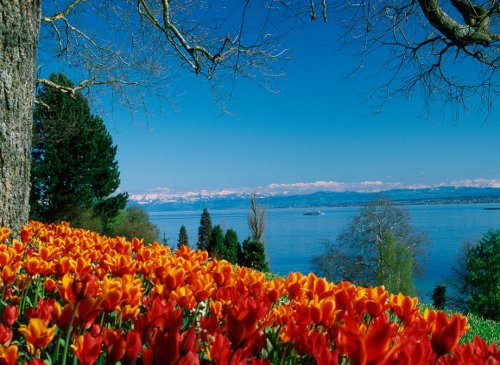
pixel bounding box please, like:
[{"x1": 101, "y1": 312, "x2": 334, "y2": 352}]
[{"x1": 0, "y1": 0, "x2": 41, "y2": 234}]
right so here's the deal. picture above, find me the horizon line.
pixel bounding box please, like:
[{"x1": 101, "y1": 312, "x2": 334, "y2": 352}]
[{"x1": 127, "y1": 178, "x2": 500, "y2": 201}]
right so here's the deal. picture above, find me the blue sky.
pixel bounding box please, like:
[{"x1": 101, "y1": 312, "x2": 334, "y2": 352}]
[
  {"x1": 39, "y1": 5, "x2": 500, "y2": 196},
  {"x1": 102, "y1": 22, "x2": 500, "y2": 196}
]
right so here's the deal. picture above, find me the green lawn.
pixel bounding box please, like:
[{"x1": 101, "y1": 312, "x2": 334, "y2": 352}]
[{"x1": 460, "y1": 311, "x2": 499, "y2": 345}]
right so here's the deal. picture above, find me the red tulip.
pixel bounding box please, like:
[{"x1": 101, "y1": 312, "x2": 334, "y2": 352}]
[
  {"x1": 225, "y1": 294, "x2": 269, "y2": 348},
  {"x1": 71, "y1": 332, "x2": 102, "y2": 365},
  {"x1": 123, "y1": 330, "x2": 142, "y2": 364},
  {"x1": 0, "y1": 325, "x2": 12, "y2": 347},
  {"x1": 1, "y1": 306, "x2": 17, "y2": 327},
  {"x1": 102, "y1": 328, "x2": 126, "y2": 363},
  {"x1": 427, "y1": 311, "x2": 467, "y2": 356}
]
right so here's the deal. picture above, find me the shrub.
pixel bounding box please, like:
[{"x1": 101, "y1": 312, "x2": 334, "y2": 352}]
[
  {"x1": 456, "y1": 230, "x2": 500, "y2": 321},
  {"x1": 109, "y1": 206, "x2": 159, "y2": 243}
]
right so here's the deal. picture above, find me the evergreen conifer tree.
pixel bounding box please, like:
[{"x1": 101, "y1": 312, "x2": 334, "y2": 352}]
[
  {"x1": 462, "y1": 230, "x2": 500, "y2": 320},
  {"x1": 30, "y1": 73, "x2": 127, "y2": 233},
  {"x1": 224, "y1": 229, "x2": 240, "y2": 264},
  {"x1": 208, "y1": 225, "x2": 225, "y2": 258},
  {"x1": 240, "y1": 239, "x2": 269, "y2": 272},
  {"x1": 177, "y1": 225, "x2": 189, "y2": 249},
  {"x1": 197, "y1": 209, "x2": 213, "y2": 251},
  {"x1": 432, "y1": 285, "x2": 447, "y2": 309}
]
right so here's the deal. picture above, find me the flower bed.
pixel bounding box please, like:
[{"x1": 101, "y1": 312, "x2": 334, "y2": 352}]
[{"x1": 0, "y1": 222, "x2": 498, "y2": 364}]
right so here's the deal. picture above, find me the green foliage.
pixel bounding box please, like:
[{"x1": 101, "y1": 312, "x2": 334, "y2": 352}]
[
  {"x1": 110, "y1": 206, "x2": 159, "y2": 244},
  {"x1": 461, "y1": 311, "x2": 500, "y2": 345},
  {"x1": 197, "y1": 209, "x2": 213, "y2": 251},
  {"x1": 203, "y1": 224, "x2": 240, "y2": 263},
  {"x1": 462, "y1": 230, "x2": 500, "y2": 321},
  {"x1": 239, "y1": 239, "x2": 269, "y2": 272},
  {"x1": 177, "y1": 225, "x2": 189, "y2": 249},
  {"x1": 312, "y1": 198, "x2": 427, "y2": 295},
  {"x1": 432, "y1": 285, "x2": 447, "y2": 309},
  {"x1": 223, "y1": 228, "x2": 240, "y2": 264},
  {"x1": 30, "y1": 73, "x2": 127, "y2": 233},
  {"x1": 208, "y1": 225, "x2": 225, "y2": 258},
  {"x1": 378, "y1": 231, "x2": 415, "y2": 296}
]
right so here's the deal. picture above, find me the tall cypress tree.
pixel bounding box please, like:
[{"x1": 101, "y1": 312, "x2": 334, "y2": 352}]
[
  {"x1": 30, "y1": 73, "x2": 127, "y2": 232},
  {"x1": 177, "y1": 225, "x2": 189, "y2": 249},
  {"x1": 208, "y1": 225, "x2": 225, "y2": 258},
  {"x1": 224, "y1": 229, "x2": 240, "y2": 264},
  {"x1": 197, "y1": 208, "x2": 213, "y2": 251}
]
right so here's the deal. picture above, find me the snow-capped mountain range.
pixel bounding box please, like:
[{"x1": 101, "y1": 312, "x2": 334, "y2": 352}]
[{"x1": 128, "y1": 179, "x2": 500, "y2": 211}]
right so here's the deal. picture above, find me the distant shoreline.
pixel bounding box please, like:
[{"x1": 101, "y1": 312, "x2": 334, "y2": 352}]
[
  {"x1": 139, "y1": 198, "x2": 500, "y2": 213},
  {"x1": 130, "y1": 186, "x2": 500, "y2": 212}
]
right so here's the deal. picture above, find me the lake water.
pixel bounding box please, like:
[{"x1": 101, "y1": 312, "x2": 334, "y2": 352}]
[{"x1": 148, "y1": 203, "x2": 500, "y2": 302}]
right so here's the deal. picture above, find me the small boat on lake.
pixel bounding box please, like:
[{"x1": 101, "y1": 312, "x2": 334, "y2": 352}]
[{"x1": 303, "y1": 211, "x2": 324, "y2": 216}]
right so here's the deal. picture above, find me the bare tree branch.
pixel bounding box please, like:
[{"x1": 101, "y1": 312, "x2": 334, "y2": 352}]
[
  {"x1": 326, "y1": 0, "x2": 498, "y2": 118},
  {"x1": 36, "y1": 0, "x2": 497, "y2": 118}
]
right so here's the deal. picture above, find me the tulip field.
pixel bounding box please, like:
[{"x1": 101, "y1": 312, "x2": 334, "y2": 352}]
[{"x1": 0, "y1": 222, "x2": 497, "y2": 364}]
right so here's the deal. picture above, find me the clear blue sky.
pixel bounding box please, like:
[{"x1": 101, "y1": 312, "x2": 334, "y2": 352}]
[{"x1": 60, "y1": 18, "x2": 500, "y2": 195}]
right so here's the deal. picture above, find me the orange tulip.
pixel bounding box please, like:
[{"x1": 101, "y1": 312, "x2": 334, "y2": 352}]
[
  {"x1": 52, "y1": 302, "x2": 74, "y2": 330},
  {"x1": 0, "y1": 343, "x2": 18, "y2": 365},
  {"x1": 211, "y1": 261, "x2": 232, "y2": 286},
  {"x1": 101, "y1": 276, "x2": 123, "y2": 312},
  {"x1": 306, "y1": 273, "x2": 334, "y2": 300},
  {"x1": 119, "y1": 304, "x2": 141, "y2": 322},
  {"x1": 286, "y1": 272, "x2": 307, "y2": 299},
  {"x1": 23, "y1": 256, "x2": 49, "y2": 276},
  {"x1": 18, "y1": 318, "x2": 56, "y2": 354},
  {"x1": 364, "y1": 286, "x2": 389, "y2": 318},
  {"x1": 191, "y1": 274, "x2": 215, "y2": 302},
  {"x1": 171, "y1": 286, "x2": 196, "y2": 309},
  {"x1": 20, "y1": 225, "x2": 32, "y2": 243},
  {"x1": 120, "y1": 275, "x2": 143, "y2": 308},
  {"x1": 390, "y1": 293, "x2": 420, "y2": 325},
  {"x1": 309, "y1": 298, "x2": 338, "y2": 326},
  {"x1": 0, "y1": 228, "x2": 10, "y2": 243},
  {"x1": 209, "y1": 301, "x2": 223, "y2": 318},
  {"x1": 44, "y1": 277, "x2": 57, "y2": 292},
  {"x1": 105, "y1": 254, "x2": 137, "y2": 276},
  {"x1": 0, "y1": 251, "x2": 12, "y2": 267},
  {"x1": 164, "y1": 268, "x2": 186, "y2": 291},
  {"x1": 264, "y1": 278, "x2": 286, "y2": 303},
  {"x1": 54, "y1": 257, "x2": 73, "y2": 277}
]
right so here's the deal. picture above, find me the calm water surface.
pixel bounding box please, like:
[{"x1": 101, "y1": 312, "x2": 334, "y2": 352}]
[{"x1": 148, "y1": 203, "x2": 500, "y2": 301}]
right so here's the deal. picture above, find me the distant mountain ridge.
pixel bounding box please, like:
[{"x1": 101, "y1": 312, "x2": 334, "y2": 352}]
[{"x1": 129, "y1": 186, "x2": 500, "y2": 212}]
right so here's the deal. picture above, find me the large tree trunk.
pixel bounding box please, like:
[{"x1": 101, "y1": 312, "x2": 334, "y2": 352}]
[{"x1": 0, "y1": 0, "x2": 41, "y2": 234}]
